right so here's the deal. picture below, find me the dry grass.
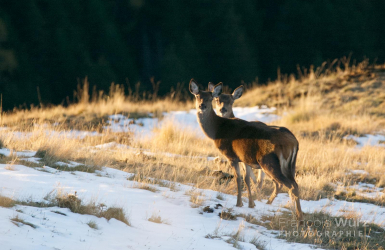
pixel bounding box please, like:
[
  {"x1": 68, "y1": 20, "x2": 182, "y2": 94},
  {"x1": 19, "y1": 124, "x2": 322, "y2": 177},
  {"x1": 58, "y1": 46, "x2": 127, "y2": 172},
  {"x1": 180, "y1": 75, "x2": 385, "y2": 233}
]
[
  {"x1": 87, "y1": 220, "x2": 99, "y2": 230},
  {"x1": 147, "y1": 119, "x2": 217, "y2": 157},
  {"x1": 377, "y1": 176, "x2": 385, "y2": 188},
  {"x1": 1, "y1": 99, "x2": 383, "y2": 204},
  {"x1": 0, "y1": 81, "x2": 193, "y2": 130},
  {"x1": 249, "y1": 236, "x2": 268, "y2": 250},
  {"x1": 294, "y1": 137, "x2": 385, "y2": 201},
  {"x1": 334, "y1": 190, "x2": 385, "y2": 207},
  {"x1": 4, "y1": 164, "x2": 16, "y2": 171},
  {"x1": 219, "y1": 208, "x2": 237, "y2": 220},
  {"x1": 1, "y1": 191, "x2": 131, "y2": 226},
  {"x1": 224, "y1": 221, "x2": 245, "y2": 249},
  {"x1": 0, "y1": 58, "x2": 384, "y2": 243},
  {"x1": 10, "y1": 215, "x2": 37, "y2": 229},
  {"x1": 239, "y1": 59, "x2": 385, "y2": 115},
  {"x1": 147, "y1": 211, "x2": 169, "y2": 224},
  {"x1": 186, "y1": 189, "x2": 206, "y2": 208},
  {"x1": 54, "y1": 191, "x2": 130, "y2": 226},
  {"x1": 0, "y1": 195, "x2": 16, "y2": 207},
  {"x1": 260, "y1": 210, "x2": 385, "y2": 250},
  {"x1": 131, "y1": 181, "x2": 160, "y2": 193}
]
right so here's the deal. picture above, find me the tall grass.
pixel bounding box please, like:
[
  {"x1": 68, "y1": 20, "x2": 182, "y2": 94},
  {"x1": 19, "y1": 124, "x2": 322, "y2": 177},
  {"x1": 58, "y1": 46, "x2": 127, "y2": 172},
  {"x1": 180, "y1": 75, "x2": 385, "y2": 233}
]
[
  {"x1": 0, "y1": 58, "x2": 384, "y2": 204},
  {"x1": 1, "y1": 78, "x2": 194, "y2": 129}
]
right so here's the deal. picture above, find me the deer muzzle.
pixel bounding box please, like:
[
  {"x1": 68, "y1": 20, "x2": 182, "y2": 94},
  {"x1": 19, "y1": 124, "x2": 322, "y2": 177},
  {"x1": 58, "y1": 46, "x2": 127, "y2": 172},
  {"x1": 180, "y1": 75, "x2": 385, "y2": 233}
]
[{"x1": 220, "y1": 107, "x2": 227, "y2": 114}]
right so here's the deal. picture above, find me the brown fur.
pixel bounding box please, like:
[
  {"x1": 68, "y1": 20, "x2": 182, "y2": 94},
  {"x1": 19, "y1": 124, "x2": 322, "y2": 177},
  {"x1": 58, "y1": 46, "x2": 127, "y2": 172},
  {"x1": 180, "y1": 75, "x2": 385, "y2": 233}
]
[
  {"x1": 190, "y1": 79, "x2": 303, "y2": 221},
  {"x1": 210, "y1": 83, "x2": 265, "y2": 207}
]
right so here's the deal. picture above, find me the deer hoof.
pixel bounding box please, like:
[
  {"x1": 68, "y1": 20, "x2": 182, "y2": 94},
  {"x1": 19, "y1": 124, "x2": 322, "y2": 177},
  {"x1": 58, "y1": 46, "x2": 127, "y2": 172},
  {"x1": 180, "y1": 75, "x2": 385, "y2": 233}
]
[
  {"x1": 266, "y1": 200, "x2": 273, "y2": 205},
  {"x1": 248, "y1": 202, "x2": 255, "y2": 208},
  {"x1": 236, "y1": 202, "x2": 243, "y2": 207},
  {"x1": 297, "y1": 213, "x2": 304, "y2": 224}
]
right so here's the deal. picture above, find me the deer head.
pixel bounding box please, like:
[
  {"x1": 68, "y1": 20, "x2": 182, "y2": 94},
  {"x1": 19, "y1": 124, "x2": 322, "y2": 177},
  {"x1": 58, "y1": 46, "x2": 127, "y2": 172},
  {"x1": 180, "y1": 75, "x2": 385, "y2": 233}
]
[
  {"x1": 189, "y1": 79, "x2": 222, "y2": 114},
  {"x1": 208, "y1": 82, "x2": 244, "y2": 118}
]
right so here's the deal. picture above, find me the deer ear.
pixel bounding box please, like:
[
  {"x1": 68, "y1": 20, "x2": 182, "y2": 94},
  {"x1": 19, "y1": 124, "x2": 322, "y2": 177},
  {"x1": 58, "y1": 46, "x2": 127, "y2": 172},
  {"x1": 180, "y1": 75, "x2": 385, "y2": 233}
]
[
  {"x1": 232, "y1": 85, "x2": 244, "y2": 100},
  {"x1": 212, "y1": 82, "x2": 223, "y2": 98},
  {"x1": 189, "y1": 79, "x2": 199, "y2": 95},
  {"x1": 208, "y1": 82, "x2": 215, "y2": 92}
]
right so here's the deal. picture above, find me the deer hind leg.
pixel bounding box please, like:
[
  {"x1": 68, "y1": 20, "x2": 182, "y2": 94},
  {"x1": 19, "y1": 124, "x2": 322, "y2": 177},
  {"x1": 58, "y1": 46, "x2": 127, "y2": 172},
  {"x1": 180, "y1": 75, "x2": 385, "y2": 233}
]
[
  {"x1": 266, "y1": 180, "x2": 282, "y2": 204},
  {"x1": 243, "y1": 163, "x2": 255, "y2": 208},
  {"x1": 268, "y1": 176, "x2": 303, "y2": 221},
  {"x1": 259, "y1": 153, "x2": 303, "y2": 221},
  {"x1": 273, "y1": 175, "x2": 303, "y2": 222},
  {"x1": 288, "y1": 181, "x2": 303, "y2": 222},
  {"x1": 230, "y1": 161, "x2": 243, "y2": 207},
  {"x1": 258, "y1": 153, "x2": 302, "y2": 215}
]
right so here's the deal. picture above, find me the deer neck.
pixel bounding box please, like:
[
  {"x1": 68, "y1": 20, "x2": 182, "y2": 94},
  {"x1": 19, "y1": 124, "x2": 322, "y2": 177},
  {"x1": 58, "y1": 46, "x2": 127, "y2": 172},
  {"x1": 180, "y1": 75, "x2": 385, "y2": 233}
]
[
  {"x1": 228, "y1": 110, "x2": 235, "y2": 119},
  {"x1": 196, "y1": 108, "x2": 220, "y2": 140}
]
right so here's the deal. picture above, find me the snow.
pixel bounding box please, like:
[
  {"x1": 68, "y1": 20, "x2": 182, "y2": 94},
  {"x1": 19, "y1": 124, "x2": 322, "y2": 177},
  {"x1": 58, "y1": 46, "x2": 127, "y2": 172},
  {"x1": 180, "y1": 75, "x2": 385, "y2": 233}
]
[
  {"x1": 0, "y1": 158, "x2": 315, "y2": 250},
  {"x1": 0, "y1": 148, "x2": 36, "y2": 157},
  {"x1": 349, "y1": 169, "x2": 369, "y2": 175},
  {"x1": 1, "y1": 150, "x2": 385, "y2": 249},
  {"x1": 1, "y1": 106, "x2": 384, "y2": 249},
  {"x1": 335, "y1": 180, "x2": 384, "y2": 200},
  {"x1": 345, "y1": 134, "x2": 385, "y2": 148},
  {"x1": 105, "y1": 107, "x2": 280, "y2": 138}
]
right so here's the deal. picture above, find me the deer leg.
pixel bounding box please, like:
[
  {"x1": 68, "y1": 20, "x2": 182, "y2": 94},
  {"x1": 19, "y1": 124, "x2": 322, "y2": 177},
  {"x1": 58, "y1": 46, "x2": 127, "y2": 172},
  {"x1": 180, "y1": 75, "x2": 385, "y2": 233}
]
[
  {"x1": 244, "y1": 164, "x2": 255, "y2": 208},
  {"x1": 288, "y1": 181, "x2": 304, "y2": 222},
  {"x1": 230, "y1": 161, "x2": 243, "y2": 207},
  {"x1": 255, "y1": 169, "x2": 265, "y2": 190},
  {"x1": 259, "y1": 153, "x2": 303, "y2": 222},
  {"x1": 270, "y1": 173, "x2": 303, "y2": 222},
  {"x1": 266, "y1": 180, "x2": 282, "y2": 204}
]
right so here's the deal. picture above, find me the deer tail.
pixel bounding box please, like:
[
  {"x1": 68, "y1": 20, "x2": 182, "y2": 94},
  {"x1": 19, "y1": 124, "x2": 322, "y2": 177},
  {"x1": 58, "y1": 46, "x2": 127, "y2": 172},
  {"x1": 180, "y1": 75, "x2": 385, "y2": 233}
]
[{"x1": 289, "y1": 146, "x2": 298, "y2": 181}]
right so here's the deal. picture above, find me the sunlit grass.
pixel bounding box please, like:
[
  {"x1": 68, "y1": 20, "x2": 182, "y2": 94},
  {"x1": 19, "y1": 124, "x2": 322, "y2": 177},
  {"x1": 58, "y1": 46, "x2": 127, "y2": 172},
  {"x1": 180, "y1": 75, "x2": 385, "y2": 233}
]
[{"x1": 0, "y1": 59, "x2": 384, "y2": 206}]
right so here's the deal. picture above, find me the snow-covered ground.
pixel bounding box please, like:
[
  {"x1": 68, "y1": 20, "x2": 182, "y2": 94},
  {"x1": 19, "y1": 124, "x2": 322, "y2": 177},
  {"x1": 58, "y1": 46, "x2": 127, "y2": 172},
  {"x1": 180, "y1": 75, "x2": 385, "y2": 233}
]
[
  {"x1": 1, "y1": 149, "x2": 385, "y2": 250},
  {"x1": 345, "y1": 134, "x2": 385, "y2": 148},
  {"x1": 1, "y1": 108, "x2": 385, "y2": 249}
]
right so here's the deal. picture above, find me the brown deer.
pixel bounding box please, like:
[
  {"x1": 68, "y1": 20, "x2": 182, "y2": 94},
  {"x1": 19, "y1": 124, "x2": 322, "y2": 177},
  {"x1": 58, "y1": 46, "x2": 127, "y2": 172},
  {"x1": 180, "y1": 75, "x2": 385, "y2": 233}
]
[
  {"x1": 208, "y1": 83, "x2": 265, "y2": 206},
  {"x1": 190, "y1": 79, "x2": 303, "y2": 221}
]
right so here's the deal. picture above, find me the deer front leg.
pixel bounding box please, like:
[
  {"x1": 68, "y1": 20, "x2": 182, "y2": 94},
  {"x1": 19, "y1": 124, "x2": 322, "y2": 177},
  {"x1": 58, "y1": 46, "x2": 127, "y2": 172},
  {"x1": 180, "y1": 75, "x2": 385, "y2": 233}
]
[
  {"x1": 244, "y1": 164, "x2": 255, "y2": 208},
  {"x1": 230, "y1": 161, "x2": 243, "y2": 207},
  {"x1": 256, "y1": 169, "x2": 265, "y2": 190}
]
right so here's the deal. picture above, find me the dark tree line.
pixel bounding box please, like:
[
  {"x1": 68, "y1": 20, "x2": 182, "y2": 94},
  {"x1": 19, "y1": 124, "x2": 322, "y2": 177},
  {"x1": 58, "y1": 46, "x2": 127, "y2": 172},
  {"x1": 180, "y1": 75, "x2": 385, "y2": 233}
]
[{"x1": 0, "y1": 0, "x2": 384, "y2": 110}]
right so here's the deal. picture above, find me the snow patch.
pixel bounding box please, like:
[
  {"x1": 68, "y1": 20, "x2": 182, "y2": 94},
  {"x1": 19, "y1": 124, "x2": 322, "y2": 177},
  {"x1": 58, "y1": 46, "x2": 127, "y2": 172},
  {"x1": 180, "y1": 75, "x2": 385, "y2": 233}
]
[
  {"x1": 105, "y1": 107, "x2": 280, "y2": 138},
  {"x1": 345, "y1": 134, "x2": 385, "y2": 148}
]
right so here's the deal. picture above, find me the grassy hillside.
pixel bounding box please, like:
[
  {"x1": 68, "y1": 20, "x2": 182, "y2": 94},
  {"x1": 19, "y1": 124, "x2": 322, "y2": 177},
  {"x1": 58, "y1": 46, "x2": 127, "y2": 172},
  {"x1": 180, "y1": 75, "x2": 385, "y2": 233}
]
[{"x1": 1, "y1": 59, "x2": 385, "y2": 249}]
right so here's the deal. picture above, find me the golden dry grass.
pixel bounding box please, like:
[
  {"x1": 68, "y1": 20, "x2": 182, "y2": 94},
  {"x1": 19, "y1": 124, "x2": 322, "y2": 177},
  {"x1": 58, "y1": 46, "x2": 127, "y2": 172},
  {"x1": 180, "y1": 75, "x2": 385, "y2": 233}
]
[
  {"x1": 0, "y1": 58, "x2": 384, "y2": 206},
  {"x1": 144, "y1": 119, "x2": 217, "y2": 157},
  {"x1": 1, "y1": 59, "x2": 384, "y2": 250},
  {"x1": 0, "y1": 195, "x2": 15, "y2": 208},
  {"x1": 0, "y1": 81, "x2": 193, "y2": 131},
  {"x1": 147, "y1": 211, "x2": 169, "y2": 224},
  {"x1": 242, "y1": 210, "x2": 385, "y2": 250}
]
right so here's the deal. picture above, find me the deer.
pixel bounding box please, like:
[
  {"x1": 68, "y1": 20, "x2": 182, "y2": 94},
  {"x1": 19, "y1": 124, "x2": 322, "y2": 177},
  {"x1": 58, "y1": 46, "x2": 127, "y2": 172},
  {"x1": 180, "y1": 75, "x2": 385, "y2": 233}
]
[
  {"x1": 190, "y1": 79, "x2": 303, "y2": 221},
  {"x1": 208, "y1": 83, "x2": 265, "y2": 203}
]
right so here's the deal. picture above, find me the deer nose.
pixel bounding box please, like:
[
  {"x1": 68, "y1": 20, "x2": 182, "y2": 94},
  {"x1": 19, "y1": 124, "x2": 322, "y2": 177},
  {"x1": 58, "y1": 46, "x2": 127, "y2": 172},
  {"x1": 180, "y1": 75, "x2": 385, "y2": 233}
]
[
  {"x1": 220, "y1": 107, "x2": 227, "y2": 114},
  {"x1": 199, "y1": 104, "x2": 206, "y2": 110}
]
